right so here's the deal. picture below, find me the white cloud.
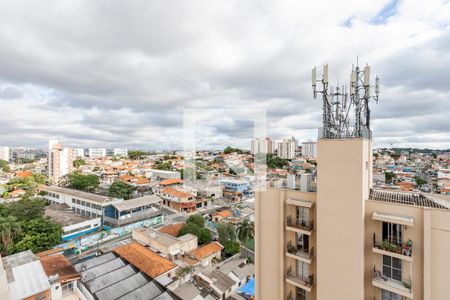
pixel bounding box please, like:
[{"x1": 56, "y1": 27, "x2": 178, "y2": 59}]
[{"x1": 0, "y1": 0, "x2": 449, "y2": 149}]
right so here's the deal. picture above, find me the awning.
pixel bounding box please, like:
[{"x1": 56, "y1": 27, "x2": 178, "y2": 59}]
[
  {"x1": 372, "y1": 212, "x2": 414, "y2": 227},
  {"x1": 287, "y1": 198, "x2": 314, "y2": 208}
]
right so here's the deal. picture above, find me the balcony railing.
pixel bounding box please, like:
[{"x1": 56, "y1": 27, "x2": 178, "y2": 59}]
[
  {"x1": 372, "y1": 234, "x2": 412, "y2": 257},
  {"x1": 286, "y1": 291, "x2": 293, "y2": 300},
  {"x1": 286, "y1": 267, "x2": 314, "y2": 288},
  {"x1": 286, "y1": 216, "x2": 314, "y2": 232},
  {"x1": 287, "y1": 242, "x2": 314, "y2": 261},
  {"x1": 373, "y1": 268, "x2": 412, "y2": 296}
]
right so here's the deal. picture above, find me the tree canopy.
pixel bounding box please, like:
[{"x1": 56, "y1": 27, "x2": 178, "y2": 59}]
[
  {"x1": 266, "y1": 154, "x2": 289, "y2": 169},
  {"x1": 65, "y1": 172, "x2": 100, "y2": 192},
  {"x1": 223, "y1": 146, "x2": 246, "y2": 154},
  {"x1": 217, "y1": 222, "x2": 236, "y2": 245},
  {"x1": 108, "y1": 181, "x2": 136, "y2": 199},
  {"x1": 128, "y1": 150, "x2": 146, "y2": 160},
  {"x1": 73, "y1": 158, "x2": 86, "y2": 168},
  {"x1": 179, "y1": 215, "x2": 211, "y2": 244},
  {"x1": 0, "y1": 159, "x2": 10, "y2": 172},
  {"x1": 0, "y1": 198, "x2": 62, "y2": 255}
]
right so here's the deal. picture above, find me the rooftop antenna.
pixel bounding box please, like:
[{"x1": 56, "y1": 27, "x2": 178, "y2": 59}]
[{"x1": 312, "y1": 59, "x2": 380, "y2": 139}]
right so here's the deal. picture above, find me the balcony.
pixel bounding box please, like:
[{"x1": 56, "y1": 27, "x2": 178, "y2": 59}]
[
  {"x1": 372, "y1": 268, "x2": 413, "y2": 299},
  {"x1": 286, "y1": 242, "x2": 314, "y2": 264},
  {"x1": 286, "y1": 198, "x2": 314, "y2": 208},
  {"x1": 286, "y1": 268, "x2": 313, "y2": 292},
  {"x1": 372, "y1": 237, "x2": 413, "y2": 261},
  {"x1": 286, "y1": 216, "x2": 314, "y2": 235}
]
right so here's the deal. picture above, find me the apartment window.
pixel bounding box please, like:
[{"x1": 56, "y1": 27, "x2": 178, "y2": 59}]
[
  {"x1": 296, "y1": 261, "x2": 309, "y2": 279},
  {"x1": 382, "y1": 222, "x2": 403, "y2": 246},
  {"x1": 383, "y1": 255, "x2": 402, "y2": 281},
  {"x1": 381, "y1": 289, "x2": 402, "y2": 300},
  {"x1": 296, "y1": 207, "x2": 309, "y2": 224},
  {"x1": 297, "y1": 288, "x2": 307, "y2": 300},
  {"x1": 297, "y1": 233, "x2": 309, "y2": 252}
]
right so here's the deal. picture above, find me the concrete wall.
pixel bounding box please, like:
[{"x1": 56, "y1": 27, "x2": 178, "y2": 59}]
[
  {"x1": 316, "y1": 138, "x2": 371, "y2": 300},
  {"x1": 255, "y1": 188, "x2": 285, "y2": 300}
]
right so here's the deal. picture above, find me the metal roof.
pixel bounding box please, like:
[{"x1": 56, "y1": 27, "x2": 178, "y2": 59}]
[
  {"x1": 42, "y1": 185, "x2": 114, "y2": 204},
  {"x1": 112, "y1": 195, "x2": 162, "y2": 211},
  {"x1": 153, "y1": 291, "x2": 177, "y2": 300},
  {"x1": 94, "y1": 272, "x2": 148, "y2": 300},
  {"x1": 117, "y1": 281, "x2": 163, "y2": 300},
  {"x1": 80, "y1": 257, "x2": 126, "y2": 282},
  {"x1": 74, "y1": 252, "x2": 116, "y2": 272},
  {"x1": 85, "y1": 264, "x2": 137, "y2": 293},
  {"x1": 9, "y1": 261, "x2": 50, "y2": 300},
  {"x1": 369, "y1": 189, "x2": 449, "y2": 210}
]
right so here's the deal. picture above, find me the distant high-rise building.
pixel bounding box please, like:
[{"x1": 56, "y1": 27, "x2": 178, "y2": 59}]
[
  {"x1": 251, "y1": 138, "x2": 273, "y2": 155},
  {"x1": 113, "y1": 148, "x2": 128, "y2": 157},
  {"x1": 277, "y1": 137, "x2": 298, "y2": 159},
  {"x1": 89, "y1": 148, "x2": 106, "y2": 158},
  {"x1": 302, "y1": 140, "x2": 317, "y2": 158},
  {"x1": 0, "y1": 146, "x2": 10, "y2": 162},
  {"x1": 48, "y1": 140, "x2": 74, "y2": 183},
  {"x1": 74, "y1": 148, "x2": 85, "y2": 157}
]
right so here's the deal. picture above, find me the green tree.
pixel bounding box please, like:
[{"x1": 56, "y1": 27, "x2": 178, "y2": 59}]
[
  {"x1": 0, "y1": 216, "x2": 22, "y2": 254},
  {"x1": 266, "y1": 154, "x2": 289, "y2": 169},
  {"x1": 66, "y1": 172, "x2": 100, "y2": 192},
  {"x1": 179, "y1": 223, "x2": 201, "y2": 237},
  {"x1": 0, "y1": 159, "x2": 10, "y2": 172},
  {"x1": 11, "y1": 218, "x2": 62, "y2": 254},
  {"x1": 154, "y1": 162, "x2": 172, "y2": 171},
  {"x1": 198, "y1": 228, "x2": 212, "y2": 244},
  {"x1": 7, "y1": 198, "x2": 46, "y2": 220},
  {"x1": 128, "y1": 150, "x2": 146, "y2": 160},
  {"x1": 415, "y1": 176, "x2": 426, "y2": 187},
  {"x1": 223, "y1": 240, "x2": 240, "y2": 257},
  {"x1": 217, "y1": 223, "x2": 236, "y2": 245},
  {"x1": 73, "y1": 159, "x2": 86, "y2": 168},
  {"x1": 237, "y1": 219, "x2": 253, "y2": 242},
  {"x1": 108, "y1": 181, "x2": 136, "y2": 199},
  {"x1": 186, "y1": 214, "x2": 205, "y2": 228},
  {"x1": 224, "y1": 146, "x2": 245, "y2": 154},
  {"x1": 385, "y1": 171, "x2": 395, "y2": 183}
]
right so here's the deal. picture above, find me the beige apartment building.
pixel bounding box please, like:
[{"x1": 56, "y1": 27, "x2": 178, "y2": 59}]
[{"x1": 255, "y1": 138, "x2": 450, "y2": 300}]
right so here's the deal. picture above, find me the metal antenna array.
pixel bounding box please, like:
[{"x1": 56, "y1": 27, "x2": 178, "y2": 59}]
[{"x1": 312, "y1": 60, "x2": 380, "y2": 139}]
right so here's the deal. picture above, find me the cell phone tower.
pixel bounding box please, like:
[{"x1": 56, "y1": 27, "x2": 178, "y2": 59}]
[{"x1": 312, "y1": 59, "x2": 380, "y2": 139}]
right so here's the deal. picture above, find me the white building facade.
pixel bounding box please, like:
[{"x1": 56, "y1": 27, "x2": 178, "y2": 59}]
[
  {"x1": 0, "y1": 146, "x2": 9, "y2": 162},
  {"x1": 89, "y1": 148, "x2": 106, "y2": 158},
  {"x1": 113, "y1": 148, "x2": 128, "y2": 157},
  {"x1": 48, "y1": 140, "x2": 74, "y2": 183},
  {"x1": 302, "y1": 140, "x2": 318, "y2": 158},
  {"x1": 277, "y1": 137, "x2": 298, "y2": 159}
]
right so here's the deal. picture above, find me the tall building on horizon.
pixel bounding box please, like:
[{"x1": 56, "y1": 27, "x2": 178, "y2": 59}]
[
  {"x1": 0, "y1": 146, "x2": 10, "y2": 162},
  {"x1": 251, "y1": 138, "x2": 273, "y2": 155},
  {"x1": 113, "y1": 148, "x2": 128, "y2": 157},
  {"x1": 277, "y1": 137, "x2": 298, "y2": 159},
  {"x1": 48, "y1": 140, "x2": 74, "y2": 183},
  {"x1": 301, "y1": 140, "x2": 317, "y2": 158},
  {"x1": 88, "y1": 148, "x2": 106, "y2": 158}
]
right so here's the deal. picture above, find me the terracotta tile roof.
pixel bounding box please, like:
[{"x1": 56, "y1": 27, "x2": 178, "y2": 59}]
[
  {"x1": 213, "y1": 210, "x2": 232, "y2": 218},
  {"x1": 191, "y1": 242, "x2": 223, "y2": 260},
  {"x1": 114, "y1": 242, "x2": 176, "y2": 278},
  {"x1": 15, "y1": 170, "x2": 33, "y2": 178},
  {"x1": 10, "y1": 189, "x2": 26, "y2": 196},
  {"x1": 161, "y1": 187, "x2": 193, "y2": 199},
  {"x1": 118, "y1": 174, "x2": 135, "y2": 182},
  {"x1": 40, "y1": 254, "x2": 80, "y2": 283},
  {"x1": 159, "y1": 178, "x2": 183, "y2": 186},
  {"x1": 135, "y1": 178, "x2": 151, "y2": 185},
  {"x1": 158, "y1": 223, "x2": 185, "y2": 237}
]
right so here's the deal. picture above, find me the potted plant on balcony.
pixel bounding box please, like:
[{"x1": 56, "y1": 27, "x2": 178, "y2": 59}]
[{"x1": 287, "y1": 243, "x2": 296, "y2": 254}]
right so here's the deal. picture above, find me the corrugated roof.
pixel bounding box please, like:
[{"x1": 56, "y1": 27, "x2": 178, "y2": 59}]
[
  {"x1": 85, "y1": 264, "x2": 137, "y2": 293},
  {"x1": 117, "y1": 281, "x2": 163, "y2": 300},
  {"x1": 74, "y1": 252, "x2": 116, "y2": 272},
  {"x1": 94, "y1": 272, "x2": 148, "y2": 300},
  {"x1": 80, "y1": 257, "x2": 126, "y2": 282},
  {"x1": 114, "y1": 242, "x2": 176, "y2": 278},
  {"x1": 112, "y1": 195, "x2": 162, "y2": 211},
  {"x1": 9, "y1": 261, "x2": 50, "y2": 300},
  {"x1": 41, "y1": 185, "x2": 113, "y2": 204},
  {"x1": 153, "y1": 291, "x2": 177, "y2": 300},
  {"x1": 369, "y1": 189, "x2": 449, "y2": 210}
]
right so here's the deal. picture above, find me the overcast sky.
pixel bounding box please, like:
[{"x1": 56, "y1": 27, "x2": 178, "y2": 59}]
[{"x1": 0, "y1": 0, "x2": 449, "y2": 150}]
